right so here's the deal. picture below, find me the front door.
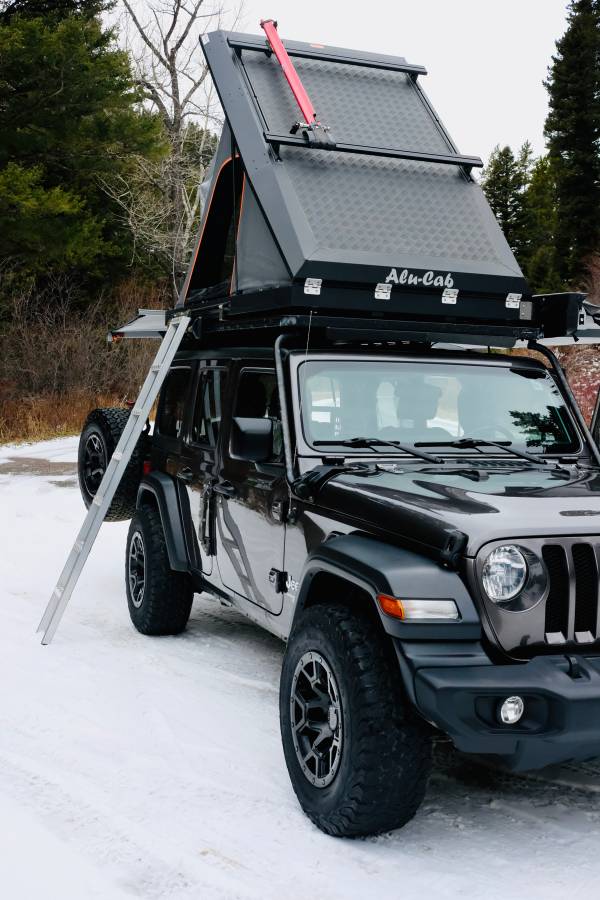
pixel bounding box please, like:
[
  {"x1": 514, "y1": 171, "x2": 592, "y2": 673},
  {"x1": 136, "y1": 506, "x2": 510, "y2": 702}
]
[{"x1": 215, "y1": 365, "x2": 287, "y2": 614}]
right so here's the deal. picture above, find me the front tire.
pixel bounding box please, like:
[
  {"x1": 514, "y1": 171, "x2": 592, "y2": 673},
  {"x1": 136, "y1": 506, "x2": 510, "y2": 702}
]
[
  {"x1": 125, "y1": 505, "x2": 193, "y2": 635},
  {"x1": 280, "y1": 604, "x2": 431, "y2": 837}
]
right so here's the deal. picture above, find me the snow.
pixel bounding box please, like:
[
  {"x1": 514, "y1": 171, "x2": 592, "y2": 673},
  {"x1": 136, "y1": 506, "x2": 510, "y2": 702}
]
[{"x1": 2, "y1": 436, "x2": 600, "y2": 898}]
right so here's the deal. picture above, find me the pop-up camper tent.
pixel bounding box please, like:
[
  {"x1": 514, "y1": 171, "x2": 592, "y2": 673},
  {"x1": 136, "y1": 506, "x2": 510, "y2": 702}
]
[{"x1": 179, "y1": 22, "x2": 531, "y2": 329}]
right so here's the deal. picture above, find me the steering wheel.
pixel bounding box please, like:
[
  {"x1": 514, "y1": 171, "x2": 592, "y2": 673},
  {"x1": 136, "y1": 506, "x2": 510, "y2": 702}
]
[{"x1": 464, "y1": 424, "x2": 514, "y2": 442}]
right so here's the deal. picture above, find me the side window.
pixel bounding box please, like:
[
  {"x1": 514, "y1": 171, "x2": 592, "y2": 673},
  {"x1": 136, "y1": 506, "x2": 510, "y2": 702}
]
[
  {"x1": 234, "y1": 370, "x2": 283, "y2": 462},
  {"x1": 157, "y1": 367, "x2": 191, "y2": 438},
  {"x1": 188, "y1": 159, "x2": 243, "y2": 296},
  {"x1": 192, "y1": 368, "x2": 227, "y2": 447}
]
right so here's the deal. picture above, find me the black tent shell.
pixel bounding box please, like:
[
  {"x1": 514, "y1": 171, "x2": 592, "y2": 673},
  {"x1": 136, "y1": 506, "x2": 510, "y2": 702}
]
[{"x1": 179, "y1": 29, "x2": 530, "y2": 329}]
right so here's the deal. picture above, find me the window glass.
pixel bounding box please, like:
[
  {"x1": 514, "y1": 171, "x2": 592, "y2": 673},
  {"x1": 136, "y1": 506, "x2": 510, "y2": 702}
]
[
  {"x1": 192, "y1": 369, "x2": 227, "y2": 446},
  {"x1": 298, "y1": 360, "x2": 579, "y2": 455},
  {"x1": 157, "y1": 368, "x2": 191, "y2": 438},
  {"x1": 234, "y1": 370, "x2": 283, "y2": 462}
]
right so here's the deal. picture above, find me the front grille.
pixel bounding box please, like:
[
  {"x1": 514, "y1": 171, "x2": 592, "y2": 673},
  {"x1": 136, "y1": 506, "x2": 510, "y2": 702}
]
[{"x1": 543, "y1": 541, "x2": 600, "y2": 645}]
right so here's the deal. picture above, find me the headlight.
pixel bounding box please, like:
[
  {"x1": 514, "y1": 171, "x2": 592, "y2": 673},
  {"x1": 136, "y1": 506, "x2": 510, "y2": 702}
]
[
  {"x1": 482, "y1": 545, "x2": 527, "y2": 603},
  {"x1": 481, "y1": 544, "x2": 548, "y2": 611}
]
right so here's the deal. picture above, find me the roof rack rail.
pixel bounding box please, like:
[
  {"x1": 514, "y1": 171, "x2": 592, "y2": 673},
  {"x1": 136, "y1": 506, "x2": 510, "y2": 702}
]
[{"x1": 228, "y1": 33, "x2": 428, "y2": 78}]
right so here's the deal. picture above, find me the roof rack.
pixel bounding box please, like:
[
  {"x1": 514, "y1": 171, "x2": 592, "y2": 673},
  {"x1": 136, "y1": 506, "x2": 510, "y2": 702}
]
[
  {"x1": 256, "y1": 20, "x2": 481, "y2": 176},
  {"x1": 111, "y1": 292, "x2": 586, "y2": 350}
]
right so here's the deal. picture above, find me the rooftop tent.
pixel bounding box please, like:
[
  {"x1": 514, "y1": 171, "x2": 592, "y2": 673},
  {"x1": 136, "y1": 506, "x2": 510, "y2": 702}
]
[{"x1": 179, "y1": 24, "x2": 531, "y2": 327}]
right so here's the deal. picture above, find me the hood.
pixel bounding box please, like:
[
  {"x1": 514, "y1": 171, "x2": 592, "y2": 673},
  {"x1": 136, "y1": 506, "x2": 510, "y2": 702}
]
[{"x1": 318, "y1": 462, "x2": 600, "y2": 561}]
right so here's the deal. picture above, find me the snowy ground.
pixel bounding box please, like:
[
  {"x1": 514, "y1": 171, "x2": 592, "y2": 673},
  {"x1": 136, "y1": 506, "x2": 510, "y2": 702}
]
[{"x1": 3, "y1": 437, "x2": 600, "y2": 899}]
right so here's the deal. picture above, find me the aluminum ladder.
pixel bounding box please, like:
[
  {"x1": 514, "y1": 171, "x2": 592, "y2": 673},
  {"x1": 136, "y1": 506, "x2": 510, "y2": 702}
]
[{"x1": 38, "y1": 312, "x2": 191, "y2": 645}]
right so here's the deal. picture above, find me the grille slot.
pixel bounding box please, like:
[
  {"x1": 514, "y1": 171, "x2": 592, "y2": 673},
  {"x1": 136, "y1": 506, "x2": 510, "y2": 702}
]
[
  {"x1": 543, "y1": 545, "x2": 570, "y2": 639},
  {"x1": 573, "y1": 543, "x2": 598, "y2": 638},
  {"x1": 542, "y1": 541, "x2": 600, "y2": 646}
]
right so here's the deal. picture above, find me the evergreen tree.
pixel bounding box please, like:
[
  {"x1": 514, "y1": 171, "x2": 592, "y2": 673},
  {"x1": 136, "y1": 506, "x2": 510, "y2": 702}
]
[
  {"x1": 544, "y1": 0, "x2": 600, "y2": 284},
  {"x1": 521, "y1": 155, "x2": 563, "y2": 293},
  {"x1": 480, "y1": 142, "x2": 533, "y2": 262},
  {"x1": 0, "y1": 0, "x2": 108, "y2": 23},
  {"x1": 0, "y1": 3, "x2": 164, "y2": 287}
]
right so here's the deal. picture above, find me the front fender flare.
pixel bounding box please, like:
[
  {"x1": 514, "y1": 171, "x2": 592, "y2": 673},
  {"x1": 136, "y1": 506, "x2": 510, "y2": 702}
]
[
  {"x1": 293, "y1": 532, "x2": 481, "y2": 641},
  {"x1": 137, "y1": 473, "x2": 189, "y2": 572}
]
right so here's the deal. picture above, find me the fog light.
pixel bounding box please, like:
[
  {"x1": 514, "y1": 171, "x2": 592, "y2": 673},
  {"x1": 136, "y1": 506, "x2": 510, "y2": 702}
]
[{"x1": 499, "y1": 695, "x2": 524, "y2": 725}]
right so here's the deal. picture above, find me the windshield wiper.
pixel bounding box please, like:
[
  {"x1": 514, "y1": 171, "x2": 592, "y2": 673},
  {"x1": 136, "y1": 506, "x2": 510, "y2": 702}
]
[
  {"x1": 417, "y1": 438, "x2": 566, "y2": 469},
  {"x1": 313, "y1": 437, "x2": 444, "y2": 464}
]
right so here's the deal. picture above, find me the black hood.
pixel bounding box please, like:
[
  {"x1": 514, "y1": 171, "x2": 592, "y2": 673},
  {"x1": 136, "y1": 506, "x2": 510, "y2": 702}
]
[{"x1": 317, "y1": 462, "x2": 600, "y2": 563}]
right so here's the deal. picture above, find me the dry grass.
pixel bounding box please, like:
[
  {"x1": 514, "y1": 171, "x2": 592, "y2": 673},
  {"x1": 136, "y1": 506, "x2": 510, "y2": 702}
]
[
  {"x1": 0, "y1": 275, "x2": 167, "y2": 444},
  {"x1": 0, "y1": 392, "x2": 126, "y2": 444}
]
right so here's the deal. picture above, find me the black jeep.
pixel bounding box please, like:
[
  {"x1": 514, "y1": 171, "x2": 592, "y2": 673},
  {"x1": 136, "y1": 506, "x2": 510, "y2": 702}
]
[
  {"x1": 78, "y1": 331, "x2": 600, "y2": 837},
  {"x1": 57, "y1": 24, "x2": 600, "y2": 836}
]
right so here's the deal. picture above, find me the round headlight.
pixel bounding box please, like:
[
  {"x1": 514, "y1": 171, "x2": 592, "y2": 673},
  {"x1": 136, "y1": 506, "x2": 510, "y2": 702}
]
[{"x1": 482, "y1": 545, "x2": 527, "y2": 603}]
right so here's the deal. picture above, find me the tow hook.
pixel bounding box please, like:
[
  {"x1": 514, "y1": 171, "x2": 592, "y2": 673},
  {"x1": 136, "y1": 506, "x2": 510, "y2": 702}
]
[{"x1": 566, "y1": 655, "x2": 583, "y2": 680}]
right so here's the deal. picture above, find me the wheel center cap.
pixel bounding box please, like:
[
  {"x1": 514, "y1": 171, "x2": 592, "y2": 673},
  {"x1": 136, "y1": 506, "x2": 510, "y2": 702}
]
[{"x1": 328, "y1": 705, "x2": 339, "y2": 731}]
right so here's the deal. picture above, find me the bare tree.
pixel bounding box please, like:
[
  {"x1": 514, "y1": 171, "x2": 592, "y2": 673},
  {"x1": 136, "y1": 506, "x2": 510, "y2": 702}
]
[{"x1": 109, "y1": 0, "x2": 241, "y2": 294}]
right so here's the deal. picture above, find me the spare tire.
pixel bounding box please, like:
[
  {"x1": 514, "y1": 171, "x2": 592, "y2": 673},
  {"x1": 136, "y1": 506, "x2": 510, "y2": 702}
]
[{"x1": 78, "y1": 407, "x2": 147, "y2": 522}]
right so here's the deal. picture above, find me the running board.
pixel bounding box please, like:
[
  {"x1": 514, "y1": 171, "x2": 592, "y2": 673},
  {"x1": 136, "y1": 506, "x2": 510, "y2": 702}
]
[{"x1": 38, "y1": 313, "x2": 191, "y2": 645}]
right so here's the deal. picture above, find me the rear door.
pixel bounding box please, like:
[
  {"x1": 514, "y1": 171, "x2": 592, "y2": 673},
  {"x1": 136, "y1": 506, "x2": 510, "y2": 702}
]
[
  {"x1": 215, "y1": 364, "x2": 287, "y2": 614},
  {"x1": 178, "y1": 361, "x2": 229, "y2": 577},
  {"x1": 152, "y1": 364, "x2": 194, "y2": 478}
]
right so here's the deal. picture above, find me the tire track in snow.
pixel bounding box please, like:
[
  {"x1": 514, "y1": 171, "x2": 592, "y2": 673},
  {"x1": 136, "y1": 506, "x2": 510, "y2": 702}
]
[{"x1": 0, "y1": 747, "x2": 269, "y2": 900}]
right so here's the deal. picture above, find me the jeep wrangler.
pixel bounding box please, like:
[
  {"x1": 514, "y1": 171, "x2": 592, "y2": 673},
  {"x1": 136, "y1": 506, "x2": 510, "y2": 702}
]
[
  {"x1": 48, "y1": 23, "x2": 600, "y2": 837},
  {"x1": 77, "y1": 333, "x2": 600, "y2": 837}
]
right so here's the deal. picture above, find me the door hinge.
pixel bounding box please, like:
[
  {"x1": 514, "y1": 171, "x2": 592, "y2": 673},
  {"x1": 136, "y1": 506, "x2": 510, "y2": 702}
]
[{"x1": 269, "y1": 568, "x2": 288, "y2": 594}]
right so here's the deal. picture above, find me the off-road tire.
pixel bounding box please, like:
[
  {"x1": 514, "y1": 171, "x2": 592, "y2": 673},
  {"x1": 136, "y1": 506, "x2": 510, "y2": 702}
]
[
  {"x1": 125, "y1": 504, "x2": 193, "y2": 635},
  {"x1": 78, "y1": 407, "x2": 146, "y2": 521},
  {"x1": 280, "y1": 604, "x2": 432, "y2": 837}
]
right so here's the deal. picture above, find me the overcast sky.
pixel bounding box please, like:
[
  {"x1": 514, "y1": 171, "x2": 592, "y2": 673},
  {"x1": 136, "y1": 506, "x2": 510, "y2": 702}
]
[{"x1": 238, "y1": 0, "x2": 570, "y2": 163}]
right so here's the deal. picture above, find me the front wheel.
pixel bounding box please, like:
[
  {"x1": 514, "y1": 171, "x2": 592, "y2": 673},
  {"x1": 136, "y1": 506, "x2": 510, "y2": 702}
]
[{"x1": 280, "y1": 604, "x2": 431, "y2": 837}]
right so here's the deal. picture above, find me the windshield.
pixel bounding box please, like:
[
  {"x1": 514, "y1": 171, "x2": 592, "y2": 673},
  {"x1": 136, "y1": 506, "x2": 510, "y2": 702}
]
[{"x1": 298, "y1": 359, "x2": 580, "y2": 456}]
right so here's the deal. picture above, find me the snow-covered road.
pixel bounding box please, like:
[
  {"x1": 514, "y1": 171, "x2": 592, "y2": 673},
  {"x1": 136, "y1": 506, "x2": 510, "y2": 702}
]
[{"x1": 2, "y1": 437, "x2": 600, "y2": 899}]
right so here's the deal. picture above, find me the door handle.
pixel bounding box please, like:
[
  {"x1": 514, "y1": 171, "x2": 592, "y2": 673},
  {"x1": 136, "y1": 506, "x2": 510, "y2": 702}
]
[
  {"x1": 214, "y1": 480, "x2": 237, "y2": 498},
  {"x1": 177, "y1": 467, "x2": 193, "y2": 484}
]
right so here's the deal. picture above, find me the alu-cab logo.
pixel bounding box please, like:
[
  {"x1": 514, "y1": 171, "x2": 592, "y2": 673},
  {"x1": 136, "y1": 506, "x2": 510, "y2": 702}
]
[{"x1": 385, "y1": 268, "x2": 455, "y2": 288}]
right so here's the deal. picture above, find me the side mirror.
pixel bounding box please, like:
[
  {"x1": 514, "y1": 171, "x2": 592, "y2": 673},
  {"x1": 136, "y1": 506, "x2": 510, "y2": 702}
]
[{"x1": 229, "y1": 417, "x2": 273, "y2": 462}]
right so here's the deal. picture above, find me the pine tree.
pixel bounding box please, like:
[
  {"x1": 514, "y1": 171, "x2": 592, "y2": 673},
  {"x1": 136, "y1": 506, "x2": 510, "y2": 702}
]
[
  {"x1": 0, "y1": 3, "x2": 164, "y2": 287},
  {"x1": 521, "y1": 155, "x2": 563, "y2": 292},
  {"x1": 544, "y1": 0, "x2": 600, "y2": 284},
  {"x1": 480, "y1": 142, "x2": 532, "y2": 262},
  {"x1": 0, "y1": 0, "x2": 109, "y2": 22}
]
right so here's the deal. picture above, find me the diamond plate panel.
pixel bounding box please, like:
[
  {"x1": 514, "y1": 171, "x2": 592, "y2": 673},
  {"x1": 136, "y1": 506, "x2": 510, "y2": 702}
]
[
  {"x1": 280, "y1": 147, "x2": 497, "y2": 261},
  {"x1": 244, "y1": 53, "x2": 451, "y2": 153}
]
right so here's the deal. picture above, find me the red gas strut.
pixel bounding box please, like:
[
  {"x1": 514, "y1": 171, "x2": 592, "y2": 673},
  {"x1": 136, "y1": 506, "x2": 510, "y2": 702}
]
[{"x1": 260, "y1": 19, "x2": 319, "y2": 127}]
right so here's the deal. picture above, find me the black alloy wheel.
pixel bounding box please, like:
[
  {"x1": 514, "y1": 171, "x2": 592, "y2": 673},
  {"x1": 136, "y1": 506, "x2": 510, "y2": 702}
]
[
  {"x1": 82, "y1": 432, "x2": 107, "y2": 497},
  {"x1": 127, "y1": 530, "x2": 146, "y2": 609},
  {"x1": 290, "y1": 651, "x2": 343, "y2": 788}
]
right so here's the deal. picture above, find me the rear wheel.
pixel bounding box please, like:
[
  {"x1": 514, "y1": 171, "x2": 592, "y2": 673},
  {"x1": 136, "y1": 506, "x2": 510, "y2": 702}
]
[
  {"x1": 125, "y1": 505, "x2": 193, "y2": 635},
  {"x1": 280, "y1": 604, "x2": 432, "y2": 837},
  {"x1": 78, "y1": 407, "x2": 146, "y2": 521}
]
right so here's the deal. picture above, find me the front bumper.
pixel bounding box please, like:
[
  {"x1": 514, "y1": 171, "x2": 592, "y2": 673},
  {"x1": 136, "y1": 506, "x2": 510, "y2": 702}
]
[{"x1": 414, "y1": 653, "x2": 600, "y2": 771}]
